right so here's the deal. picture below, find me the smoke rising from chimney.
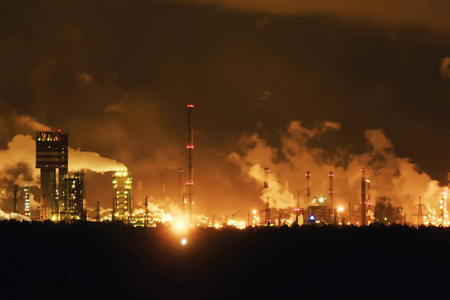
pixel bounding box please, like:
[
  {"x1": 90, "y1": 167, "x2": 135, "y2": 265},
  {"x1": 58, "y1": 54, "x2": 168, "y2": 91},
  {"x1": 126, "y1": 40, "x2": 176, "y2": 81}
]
[{"x1": 229, "y1": 120, "x2": 443, "y2": 217}]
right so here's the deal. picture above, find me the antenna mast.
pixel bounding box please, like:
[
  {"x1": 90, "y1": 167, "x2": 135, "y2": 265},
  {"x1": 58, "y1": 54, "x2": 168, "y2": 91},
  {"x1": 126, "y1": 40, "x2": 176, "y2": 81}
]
[{"x1": 186, "y1": 104, "x2": 194, "y2": 225}]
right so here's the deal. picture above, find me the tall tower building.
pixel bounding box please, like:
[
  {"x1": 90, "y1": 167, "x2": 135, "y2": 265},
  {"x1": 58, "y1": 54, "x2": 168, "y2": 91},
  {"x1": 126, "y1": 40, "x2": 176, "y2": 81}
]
[
  {"x1": 112, "y1": 171, "x2": 132, "y2": 223},
  {"x1": 36, "y1": 131, "x2": 68, "y2": 220},
  {"x1": 65, "y1": 170, "x2": 85, "y2": 221}
]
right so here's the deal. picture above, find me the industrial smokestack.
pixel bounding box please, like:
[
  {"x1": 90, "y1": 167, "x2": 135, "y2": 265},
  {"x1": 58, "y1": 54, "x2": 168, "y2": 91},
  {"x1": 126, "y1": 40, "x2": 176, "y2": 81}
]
[
  {"x1": 13, "y1": 185, "x2": 18, "y2": 214},
  {"x1": 305, "y1": 171, "x2": 311, "y2": 204},
  {"x1": 361, "y1": 168, "x2": 366, "y2": 226},
  {"x1": 328, "y1": 172, "x2": 334, "y2": 209},
  {"x1": 328, "y1": 172, "x2": 335, "y2": 224},
  {"x1": 186, "y1": 104, "x2": 194, "y2": 225},
  {"x1": 264, "y1": 167, "x2": 270, "y2": 225}
]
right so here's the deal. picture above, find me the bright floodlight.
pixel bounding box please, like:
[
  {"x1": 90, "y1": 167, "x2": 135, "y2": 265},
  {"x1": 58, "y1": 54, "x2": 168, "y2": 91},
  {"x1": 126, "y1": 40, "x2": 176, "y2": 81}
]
[
  {"x1": 181, "y1": 238, "x2": 187, "y2": 245},
  {"x1": 177, "y1": 222, "x2": 184, "y2": 229}
]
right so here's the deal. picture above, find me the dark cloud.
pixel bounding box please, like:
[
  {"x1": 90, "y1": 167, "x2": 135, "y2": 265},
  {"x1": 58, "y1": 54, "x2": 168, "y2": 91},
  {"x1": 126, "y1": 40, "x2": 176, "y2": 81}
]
[
  {"x1": 173, "y1": 0, "x2": 450, "y2": 31},
  {"x1": 0, "y1": 0, "x2": 449, "y2": 217}
]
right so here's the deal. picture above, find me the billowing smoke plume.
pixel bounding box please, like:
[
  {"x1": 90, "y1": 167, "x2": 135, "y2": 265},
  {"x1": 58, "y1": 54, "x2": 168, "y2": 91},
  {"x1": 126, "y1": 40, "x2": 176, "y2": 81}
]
[
  {"x1": 0, "y1": 134, "x2": 126, "y2": 188},
  {"x1": 69, "y1": 148, "x2": 126, "y2": 173},
  {"x1": 0, "y1": 135, "x2": 39, "y2": 186},
  {"x1": 0, "y1": 113, "x2": 127, "y2": 213},
  {"x1": 248, "y1": 164, "x2": 295, "y2": 209},
  {"x1": 229, "y1": 121, "x2": 443, "y2": 218}
]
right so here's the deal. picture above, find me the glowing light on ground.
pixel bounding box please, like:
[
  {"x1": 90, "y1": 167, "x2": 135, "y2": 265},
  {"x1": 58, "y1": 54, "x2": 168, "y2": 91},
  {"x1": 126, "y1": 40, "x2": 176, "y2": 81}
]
[
  {"x1": 226, "y1": 220, "x2": 246, "y2": 229},
  {"x1": 172, "y1": 217, "x2": 189, "y2": 234},
  {"x1": 181, "y1": 238, "x2": 187, "y2": 245}
]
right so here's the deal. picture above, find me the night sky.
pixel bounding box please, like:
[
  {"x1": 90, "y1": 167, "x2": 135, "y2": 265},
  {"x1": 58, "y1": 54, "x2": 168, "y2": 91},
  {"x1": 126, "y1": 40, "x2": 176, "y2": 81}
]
[{"x1": 0, "y1": 0, "x2": 449, "y2": 220}]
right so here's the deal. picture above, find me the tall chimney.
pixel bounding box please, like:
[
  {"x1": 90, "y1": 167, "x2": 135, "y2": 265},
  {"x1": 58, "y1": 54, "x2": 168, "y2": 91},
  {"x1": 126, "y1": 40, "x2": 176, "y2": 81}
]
[
  {"x1": 328, "y1": 172, "x2": 334, "y2": 209},
  {"x1": 264, "y1": 167, "x2": 271, "y2": 225},
  {"x1": 305, "y1": 171, "x2": 311, "y2": 204},
  {"x1": 328, "y1": 172, "x2": 335, "y2": 224},
  {"x1": 361, "y1": 168, "x2": 366, "y2": 226}
]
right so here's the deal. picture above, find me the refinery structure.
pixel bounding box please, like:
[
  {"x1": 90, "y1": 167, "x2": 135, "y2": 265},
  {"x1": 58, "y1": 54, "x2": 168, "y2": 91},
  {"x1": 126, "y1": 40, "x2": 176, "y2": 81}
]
[
  {"x1": 112, "y1": 171, "x2": 132, "y2": 223},
  {"x1": 1, "y1": 104, "x2": 448, "y2": 229},
  {"x1": 36, "y1": 131, "x2": 68, "y2": 220}
]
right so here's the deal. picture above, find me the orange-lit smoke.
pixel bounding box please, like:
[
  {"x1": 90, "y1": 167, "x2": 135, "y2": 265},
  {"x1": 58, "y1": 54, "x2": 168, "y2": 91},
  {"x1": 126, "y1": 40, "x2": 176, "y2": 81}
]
[
  {"x1": 0, "y1": 134, "x2": 127, "y2": 188},
  {"x1": 229, "y1": 120, "x2": 444, "y2": 219},
  {"x1": 0, "y1": 115, "x2": 127, "y2": 191},
  {"x1": 0, "y1": 209, "x2": 31, "y2": 222},
  {"x1": 69, "y1": 148, "x2": 126, "y2": 173}
]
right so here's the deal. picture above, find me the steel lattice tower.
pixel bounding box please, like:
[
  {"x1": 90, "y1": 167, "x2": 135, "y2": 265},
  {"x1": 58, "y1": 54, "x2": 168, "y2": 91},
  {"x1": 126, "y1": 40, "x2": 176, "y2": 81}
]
[{"x1": 186, "y1": 104, "x2": 194, "y2": 225}]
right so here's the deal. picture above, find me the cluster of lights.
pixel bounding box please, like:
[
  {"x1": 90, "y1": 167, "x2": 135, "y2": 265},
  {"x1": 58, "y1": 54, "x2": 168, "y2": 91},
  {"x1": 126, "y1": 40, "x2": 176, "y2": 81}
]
[
  {"x1": 226, "y1": 219, "x2": 246, "y2": 229},
  {"x1": 24, "y1": 186, "x2": 30, "y2": 217},
  {"x1": 250, "y1": 209, "x2": 260, "y2": 227},
  {"x1": 114, "y1": 171, "x2": 129, "y2": 177},
  {"x1": 36, "y1": 131, "x2": 62, "y2": 142}
]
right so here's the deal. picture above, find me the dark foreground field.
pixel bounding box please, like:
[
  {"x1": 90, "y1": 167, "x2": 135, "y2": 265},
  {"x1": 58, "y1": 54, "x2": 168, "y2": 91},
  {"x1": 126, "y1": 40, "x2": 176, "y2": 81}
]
[{"x1": 1, "y1": 222, "x2": 449, "y2": 299}]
